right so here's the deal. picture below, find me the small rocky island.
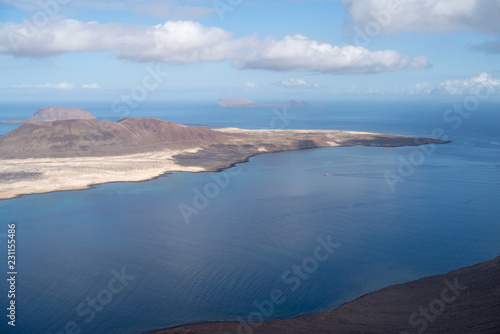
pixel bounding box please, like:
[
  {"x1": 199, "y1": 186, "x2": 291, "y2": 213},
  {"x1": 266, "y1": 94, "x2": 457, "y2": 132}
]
[
  {"x1": 0, "y1": 106, "x2": 96, "y2": 124},
  {"x1": 216, "y1": 98, "x2": 321, "y2": 108},
  {"x1": 0, "y1": 107, "x2": 449, "y2": 199}
]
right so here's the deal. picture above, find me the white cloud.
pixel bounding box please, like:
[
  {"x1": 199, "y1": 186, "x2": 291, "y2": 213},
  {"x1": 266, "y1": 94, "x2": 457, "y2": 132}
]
[
  {"x1": 115, "y1": 20, "x2": 246, "y2": 63},
  {"x1": 13, "y1": 82, "x2": 75, "y2": 89},
  {"x1": 0, "y1": 18, "x2": 126, "y2": 57},
  {"x1": 0, "y1": 18, "x2": 247, "y2": 62},
  {"x1": 354, "y1": 73, "x2": 500, "y2": 95},
  {"x1": 8, "y1": 82, "x2": 104, "y2": 90},
  {"x1": 432, "y1": 73, "x2": 500, "y2": 95},
  {"x1": 82, "y1": 83, "x2": 100, "y2": 89},
  {"x1": 406, "y1": 82, "x2": 433, "y2": 95},
  {"x1": 277, "y1": 78, "x2": 322, "y2": 89},
  {"x1": 0, "y1": 18, "x2": 429, "y2": 74},
  {"x1": 343, "y1": 0, "x2": 500, "y2": 34},
  {"x1": 235, "y1": 34, "x2": 429, "y2": 74},
  {"x1": 406, "y1": 73, "x2": 500, "y2": 95}
]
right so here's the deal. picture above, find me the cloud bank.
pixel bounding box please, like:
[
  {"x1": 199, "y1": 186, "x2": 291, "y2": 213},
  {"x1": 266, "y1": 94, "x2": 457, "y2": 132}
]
[
  {"x1": 13, "y1": 82, "x2": 75, "y2": 90},
  {"x1": 8, "y1": 82, "x2": 102, "y2": 90},
  {"x1": 0, "y1": 18, "x2": 429, "y2": 74},
  {"x1": 82, "y1": 83, "x2": 101, "y2": 89},
  {"x1": 343, "y1": 0, "x2": 500, "y2": 34},
  {"x1": 236, "y1": 34, "x2": 429, "y2": 74},
  {"x1": 356, "y1": 73, "x2": 500, "y2": 95},
  {"x1": 412, "y1": 73, "x2": 500, "y2": 95},
  {"x1": 276, "y1": 78, "x2": 322, "y2": 89}
]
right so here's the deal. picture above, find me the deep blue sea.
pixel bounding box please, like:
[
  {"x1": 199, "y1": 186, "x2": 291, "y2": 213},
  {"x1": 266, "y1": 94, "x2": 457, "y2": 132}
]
[{"x1": 0, "y1": 99, "x2": 499, "y2": 334}]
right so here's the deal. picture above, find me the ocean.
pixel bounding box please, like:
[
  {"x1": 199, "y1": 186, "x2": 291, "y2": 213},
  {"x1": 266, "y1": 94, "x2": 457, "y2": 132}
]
[{"x1": 0, "y1": 99, "x2": 499, "y2": 334}]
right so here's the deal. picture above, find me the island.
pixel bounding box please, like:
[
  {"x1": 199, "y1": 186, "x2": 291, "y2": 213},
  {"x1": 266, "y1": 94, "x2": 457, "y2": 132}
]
[
  {"x1": 149, "y1": 255, "x2": 500, "y2": 333},
  {"x1": 0, "y1": 106, "x2": 95, "y2": 124},
  {"x1": 216, "y1": 98, "x2": 322, "y2": 108},
  {"x1": 0, "y1": 115, "x2": 449, "y2": 200}
]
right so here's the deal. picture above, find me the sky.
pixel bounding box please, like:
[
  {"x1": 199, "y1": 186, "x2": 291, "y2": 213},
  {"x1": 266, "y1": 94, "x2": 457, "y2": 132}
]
[{"x1": 0, "y1": 0, "x2": 499, "y2": 102}]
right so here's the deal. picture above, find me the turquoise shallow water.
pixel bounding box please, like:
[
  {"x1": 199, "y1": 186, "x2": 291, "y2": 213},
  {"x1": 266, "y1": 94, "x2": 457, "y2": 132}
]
[{"x1": 0, "y1": 100, "x2": 499, "y2": 333}]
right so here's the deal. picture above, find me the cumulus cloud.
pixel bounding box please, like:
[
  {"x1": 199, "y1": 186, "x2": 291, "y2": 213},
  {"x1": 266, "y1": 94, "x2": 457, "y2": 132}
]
[
  {"x1": 0, "y1": 18, "x2": 429, "y2": 74},
  {"x1": 235, "y1": 34, "x2": 429, "y2": 74},
  {"x1": 245, "y1": 81, "x2": 257, "y2": 89},
  {"x1": 0, "y1": 19, "x2": 126, "y2": 57},
  {"x1": 277, "y1": 78, "x2": 322, "y2": 89},
  {"x1": 0, "y1": 18, "x2": 249, "y2": 62},
  {"x1": 115, "y1": 21, "x2": 248, "y2": 63},
  {"x1": 13, "y1": 82, "x2": 75, "y2": 89},
  {"x1": 343, "y1": 0, "x2": 500, "y2": 34}
]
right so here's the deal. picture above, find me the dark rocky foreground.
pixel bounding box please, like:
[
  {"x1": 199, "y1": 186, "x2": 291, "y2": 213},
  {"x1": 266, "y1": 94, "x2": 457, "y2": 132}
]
[{"x1": 148, "y1": 256, "x2": 500, "y2": 334}]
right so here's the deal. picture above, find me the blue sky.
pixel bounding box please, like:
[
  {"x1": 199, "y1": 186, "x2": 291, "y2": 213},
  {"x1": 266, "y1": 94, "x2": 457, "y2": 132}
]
[{"x1": 0, "y1": 0, "x2": 499, "y2": 102}]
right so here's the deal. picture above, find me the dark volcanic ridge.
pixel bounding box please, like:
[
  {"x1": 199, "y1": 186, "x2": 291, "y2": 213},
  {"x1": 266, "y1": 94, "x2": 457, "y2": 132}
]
[
  {"x1": 173, "y1": 129, "x2": 450, "y2": 171},
  {"x1": 0, "y1": 106, "x2": 96, "y2": 124},
  {"x1": 150, "y1": 256, "x2": 500, "y2": 334}
]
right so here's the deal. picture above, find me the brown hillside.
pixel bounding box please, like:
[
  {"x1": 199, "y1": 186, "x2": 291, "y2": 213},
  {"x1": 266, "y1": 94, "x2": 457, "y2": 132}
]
[{"x1": 0, "y1": 118, "x2": 224, "y2": 158}]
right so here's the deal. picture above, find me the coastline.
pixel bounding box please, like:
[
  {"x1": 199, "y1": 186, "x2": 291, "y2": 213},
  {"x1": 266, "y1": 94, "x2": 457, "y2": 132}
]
[
  {"x1": 0, "y1": 127, "x2": 449, "y2": 200},
  {"x1": 147, "y1": 256, "x2": 500, "y2": 334},
  {"x1": 0, "y1": 148, "x2": 207, "y2": 200}
]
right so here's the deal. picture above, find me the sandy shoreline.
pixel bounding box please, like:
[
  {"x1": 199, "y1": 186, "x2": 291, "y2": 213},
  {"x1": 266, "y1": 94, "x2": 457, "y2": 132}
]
[
  {"x1": 0, "y1": 127, "x2": 450, "y2": 200},
  {"x1": 0, "y1": 148, "x2": 206, "y2": 200}
]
